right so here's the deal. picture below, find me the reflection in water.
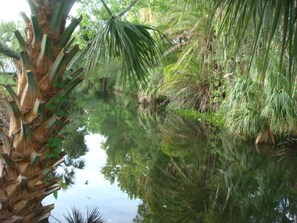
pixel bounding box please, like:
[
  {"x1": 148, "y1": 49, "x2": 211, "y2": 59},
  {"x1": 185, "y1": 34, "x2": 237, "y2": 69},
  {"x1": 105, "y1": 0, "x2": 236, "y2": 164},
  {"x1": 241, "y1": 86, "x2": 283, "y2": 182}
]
[
  {"x1": 84, "y1": 96, "x2": 297, "y2": 222},
  {"x1": 44, "y1": 134, "x2": 140, "y2": 223}
]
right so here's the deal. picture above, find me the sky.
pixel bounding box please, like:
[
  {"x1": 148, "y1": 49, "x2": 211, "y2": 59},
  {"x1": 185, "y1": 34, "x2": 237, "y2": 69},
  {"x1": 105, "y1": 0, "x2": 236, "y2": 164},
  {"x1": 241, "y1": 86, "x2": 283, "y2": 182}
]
[
  {"x1": 0, "y1": 0, "x2": 29, "y2": 22},
  {"x1": 0, "y1": 0, "x2": 79, "y2": 22}
]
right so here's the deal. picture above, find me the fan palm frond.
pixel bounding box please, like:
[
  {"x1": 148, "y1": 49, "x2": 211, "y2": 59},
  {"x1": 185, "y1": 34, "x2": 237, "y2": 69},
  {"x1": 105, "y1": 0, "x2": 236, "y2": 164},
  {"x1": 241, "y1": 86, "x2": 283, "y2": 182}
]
[
  {"x1": 64, "y1": 207, "x2": 104, "y2": 223},
  {"x1": 64, "y1": 208, "x2": 84, "y2": 223},
  {"x1": 87, "y1": 16, "x2": 161, "y2": 87},
  {"x1": 86, "y1": 207, "x2": 104, "y2": 223}
]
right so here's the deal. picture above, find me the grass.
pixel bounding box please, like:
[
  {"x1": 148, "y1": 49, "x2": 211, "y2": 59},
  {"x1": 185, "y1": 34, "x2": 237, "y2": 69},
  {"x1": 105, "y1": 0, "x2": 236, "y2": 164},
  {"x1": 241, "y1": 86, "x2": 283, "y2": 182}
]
[{"x1": 176, "y1": 108, "x2": 225, "y2": 127}]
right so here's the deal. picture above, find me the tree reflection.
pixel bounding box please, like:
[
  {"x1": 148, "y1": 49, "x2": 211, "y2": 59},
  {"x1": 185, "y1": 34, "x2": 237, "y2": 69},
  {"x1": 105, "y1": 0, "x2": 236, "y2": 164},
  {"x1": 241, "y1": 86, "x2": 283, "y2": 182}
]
[
  {"x1": 216, "y1": 142, "x2": 297, "y2": 222},
  {"x1": 85, "y1": 96, "x2": 297, "y2": 222}
]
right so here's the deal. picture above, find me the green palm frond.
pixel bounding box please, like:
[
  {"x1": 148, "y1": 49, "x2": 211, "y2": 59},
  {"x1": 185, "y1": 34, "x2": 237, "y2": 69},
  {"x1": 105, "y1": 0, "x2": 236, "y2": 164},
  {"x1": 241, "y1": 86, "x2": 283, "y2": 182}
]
[
  {"x1": 213, "y1": 0, "x2": 297, "y2": 139},
  {"x1": 87, "y1": 17, "x2": 161, "y2": 87},
  {"x1": 213, "y1": 0, "x2": 297, "y2": 89}
]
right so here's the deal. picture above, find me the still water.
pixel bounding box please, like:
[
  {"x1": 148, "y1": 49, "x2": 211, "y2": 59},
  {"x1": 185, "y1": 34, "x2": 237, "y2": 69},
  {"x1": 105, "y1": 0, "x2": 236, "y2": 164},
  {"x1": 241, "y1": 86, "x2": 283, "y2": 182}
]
[
  {"x1": 45, "y1": 96, "x2": 297, "y2": 222},
  {"x1": 44, "y1": 134, "x2": 140, "y2": 223}
]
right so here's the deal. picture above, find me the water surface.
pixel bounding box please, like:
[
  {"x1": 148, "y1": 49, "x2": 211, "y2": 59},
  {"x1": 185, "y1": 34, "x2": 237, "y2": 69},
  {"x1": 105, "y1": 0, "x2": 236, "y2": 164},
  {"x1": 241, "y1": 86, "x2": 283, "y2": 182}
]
[
  {"x1": 46, "y1": 96, "x2": 297, "y2": 222},
  {"x1": 44, "y1": 134, "x2": 140, "y2": 223}
]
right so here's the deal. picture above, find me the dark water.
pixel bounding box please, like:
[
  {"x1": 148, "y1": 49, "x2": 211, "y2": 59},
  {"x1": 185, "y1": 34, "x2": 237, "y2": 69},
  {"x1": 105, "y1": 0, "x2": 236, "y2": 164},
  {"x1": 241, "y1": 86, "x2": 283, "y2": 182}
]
[{"x1": 47, "y1": 96, "x2": 297, "y2": 223}]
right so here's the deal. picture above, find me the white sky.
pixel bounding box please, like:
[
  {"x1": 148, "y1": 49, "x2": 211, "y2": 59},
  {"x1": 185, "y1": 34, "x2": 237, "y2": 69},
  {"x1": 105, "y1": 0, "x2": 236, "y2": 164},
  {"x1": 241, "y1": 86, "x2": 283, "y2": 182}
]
[
  {"x1": 0, "y1": 0, "x2": 79, "y2": 22},
  {"x1": 0, "y1": 0, "x2": 30, "y2": 22}
]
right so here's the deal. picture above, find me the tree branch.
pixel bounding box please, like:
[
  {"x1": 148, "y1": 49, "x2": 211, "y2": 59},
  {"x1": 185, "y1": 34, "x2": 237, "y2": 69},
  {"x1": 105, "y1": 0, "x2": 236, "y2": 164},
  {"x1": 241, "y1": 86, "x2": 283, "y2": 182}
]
[
  {"x1": 0, "y1": 42, "x2": 20, "y2": 60},
  {"x1": 100, "y1": 0, "x2": 113, "y2": 16},
  {"x1": 117, "y1": 0, "x2": 138, "y2": 17}
]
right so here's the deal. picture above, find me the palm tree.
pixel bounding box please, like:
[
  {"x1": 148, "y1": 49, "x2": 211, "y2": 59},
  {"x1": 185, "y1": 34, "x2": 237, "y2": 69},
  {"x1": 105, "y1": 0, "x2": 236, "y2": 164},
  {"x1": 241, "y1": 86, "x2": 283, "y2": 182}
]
[
  {"x1": 0, "y1": 0, "x2": 159, "y2": 222},
  {"x1": 0, "y1": 1, "x2": 84, "y2": 221}
]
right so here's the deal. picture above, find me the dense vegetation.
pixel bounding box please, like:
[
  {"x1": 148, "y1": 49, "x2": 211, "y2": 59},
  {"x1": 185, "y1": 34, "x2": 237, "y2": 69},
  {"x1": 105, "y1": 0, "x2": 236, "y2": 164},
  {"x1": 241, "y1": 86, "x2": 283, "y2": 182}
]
[
  {"x1": 0, "y1": 0, "x2": 296, "y2": 221},
  {"x1": 1, "y1": 1, "x2": 296, "y2": 145},
  {"x1": 74, "y1": 0, "x2": 297, "y2": 145}
]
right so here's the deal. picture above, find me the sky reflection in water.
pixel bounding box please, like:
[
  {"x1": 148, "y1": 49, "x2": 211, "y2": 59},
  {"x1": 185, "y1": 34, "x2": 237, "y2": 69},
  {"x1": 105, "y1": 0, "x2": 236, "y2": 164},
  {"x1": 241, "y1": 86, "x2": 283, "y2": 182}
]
[{"x1": 44, "y1": 134, "x2": 140, "y2": 223}]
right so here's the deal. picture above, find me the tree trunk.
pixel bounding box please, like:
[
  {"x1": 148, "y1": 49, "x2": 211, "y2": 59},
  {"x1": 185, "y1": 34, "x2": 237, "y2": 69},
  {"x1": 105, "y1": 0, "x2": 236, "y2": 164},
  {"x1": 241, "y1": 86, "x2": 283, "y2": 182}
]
[{"x1": 0, "y1": 0, "x2": 82, "y2": 222}]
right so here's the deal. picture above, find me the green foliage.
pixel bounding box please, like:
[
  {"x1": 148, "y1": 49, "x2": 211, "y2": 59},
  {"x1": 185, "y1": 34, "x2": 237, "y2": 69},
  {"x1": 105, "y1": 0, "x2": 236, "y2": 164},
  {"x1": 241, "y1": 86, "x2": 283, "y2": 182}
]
[
  {"x1": 224, "y1": 53, "x2": 297, "y2": 138},
  {"x1": 147, "y1": 0, "x2": 297, "y2": 139},
  {"x1": 213, "y1": 0, "x2": 297, "y2": 87},
  {"x1": 0, "y1": 21, "x2": 19, "y2": 50},
  {"x1": 0, "y1": 22, "x2": 18, "y2": 93},
  {"x1": 87, "y1": 16, "x2": 161, "y2": 87},
  {"x1": 60, "y1": 106, "x2": 88, "y2": 158},
  {"x1": 53, "y1": 190, "x2": 58, "y2": 200},
  {"x1": 1, "y1": 0, "x2": 295, "y2": 142},
  {"x1": 156, "y1": 1, "x2": 223, "y2": 111},
  {"x1": 0, "y1": 74, "x2": 16, "y2": 95},
  {"x1": 208, "y1": 0, "x2": 297, "y2": 140},
  {"x1": 176, "y1": 109, "x2": 224, "y2": 127},
  {"x1": 62, "y1": 129, "x2": 88, "y2": 159},
  {"x1": 45, "y1": 138, "x2": 63, "y2": 159}
]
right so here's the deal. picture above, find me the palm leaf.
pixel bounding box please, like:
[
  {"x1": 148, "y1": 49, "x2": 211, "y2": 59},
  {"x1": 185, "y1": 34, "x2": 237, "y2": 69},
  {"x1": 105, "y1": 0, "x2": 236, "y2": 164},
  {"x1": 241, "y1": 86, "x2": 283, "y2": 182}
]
[
  {"x1": 86, "y1": 207, "x2": 104, "y2": 223},
  {"x1": 212, "y1": 0, "x2": 297, "y2": 90},
  {"x1": 86, "y1": 17, "x2": 161, "y2": 87},
  {"x1": 64, "y1": 208, "x2": 84, "y2": 223},
  {"x1": 64, "y1": 207, "x2": 104, "y2": 223}
]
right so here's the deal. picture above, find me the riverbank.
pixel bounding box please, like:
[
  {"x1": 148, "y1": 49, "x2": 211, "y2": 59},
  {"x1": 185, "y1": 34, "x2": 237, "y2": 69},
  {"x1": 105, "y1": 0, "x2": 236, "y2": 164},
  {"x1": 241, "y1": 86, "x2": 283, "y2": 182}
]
[{"x1": 172, "y1": 106, "x2": 297, "y2": 147}]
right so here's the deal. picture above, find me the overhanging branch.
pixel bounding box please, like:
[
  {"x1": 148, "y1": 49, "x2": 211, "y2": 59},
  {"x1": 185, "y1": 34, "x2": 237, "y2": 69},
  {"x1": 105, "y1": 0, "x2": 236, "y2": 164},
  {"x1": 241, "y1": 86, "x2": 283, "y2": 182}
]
[
  {"x1": 0, "y1": 42, "x2": 20, "y2": 60},
  {"x1": 118, "y1": 0, "x2": 138, "y2": 17}
]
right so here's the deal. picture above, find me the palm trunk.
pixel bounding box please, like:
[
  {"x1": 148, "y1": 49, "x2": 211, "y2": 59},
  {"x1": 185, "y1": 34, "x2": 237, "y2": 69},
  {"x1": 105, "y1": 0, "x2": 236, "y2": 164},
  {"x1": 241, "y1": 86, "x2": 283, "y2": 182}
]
[{"x1": 0, "y1": 0, "x2": 82, "y2": 222}]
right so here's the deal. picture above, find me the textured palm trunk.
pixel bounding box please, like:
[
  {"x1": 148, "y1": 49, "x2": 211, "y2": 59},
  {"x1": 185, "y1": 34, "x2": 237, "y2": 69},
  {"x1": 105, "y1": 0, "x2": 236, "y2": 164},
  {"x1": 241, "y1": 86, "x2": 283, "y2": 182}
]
[{"x1": 0, "y1": 0, "x2": 82, "y2": 222}]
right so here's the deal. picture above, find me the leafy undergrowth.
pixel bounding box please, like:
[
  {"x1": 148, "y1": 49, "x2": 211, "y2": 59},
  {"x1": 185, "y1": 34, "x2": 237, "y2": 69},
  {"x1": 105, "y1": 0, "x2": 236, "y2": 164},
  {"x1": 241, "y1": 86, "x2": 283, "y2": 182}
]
[{"x1": 0, "y1": 75, "x2": 16, "y2": 96}]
